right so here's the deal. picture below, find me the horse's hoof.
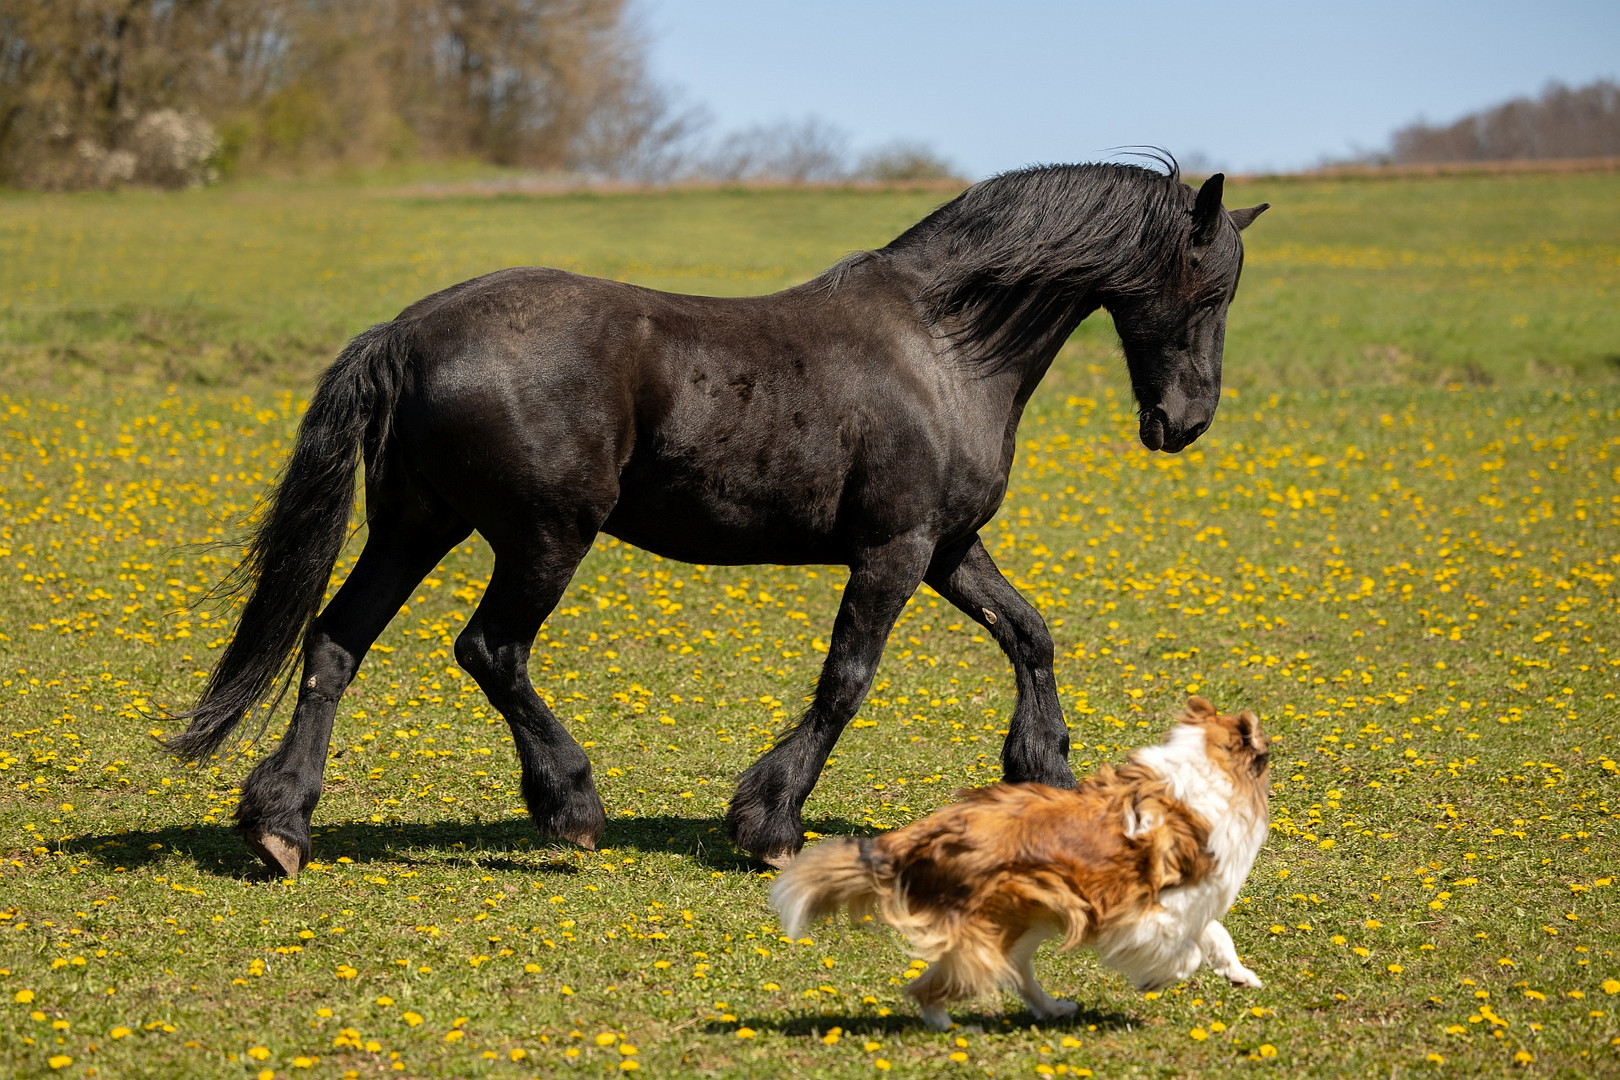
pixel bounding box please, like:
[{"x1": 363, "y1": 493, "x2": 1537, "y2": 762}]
[
  {"x1": 759, "y1": 849, "x2": 797, "y2": 870},
  {"x1": 245, "y1": 832, "x2": 304, "y2": 877},
  {"x1": 557, "y1": 829, "x2": 599, "y2": 851}
]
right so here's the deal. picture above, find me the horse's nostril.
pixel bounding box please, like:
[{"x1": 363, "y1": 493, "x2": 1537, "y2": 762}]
[{"x1": 1139, "y1": 410, "x2": 1166, "y2": 451}]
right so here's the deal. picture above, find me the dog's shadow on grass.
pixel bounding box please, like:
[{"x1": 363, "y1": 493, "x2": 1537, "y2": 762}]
[
  {"x1": 60, "y1": 813, "x2": 867, "y2": 880},
  {"x1": 709, "y1": 1002, "x2": 1135, "y2": 1039}
]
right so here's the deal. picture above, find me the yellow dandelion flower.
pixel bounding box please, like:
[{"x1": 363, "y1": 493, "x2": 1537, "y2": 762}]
[
  {"x1": 47, "y1": 1056, "x2": 72, "y2": 1070},
  {"x1": 248, "y1": 1046, "x2": 271, "y2": 1060},
  {"x1": 736, "y1": 1027, "x2": 756, "y2": 1039}
]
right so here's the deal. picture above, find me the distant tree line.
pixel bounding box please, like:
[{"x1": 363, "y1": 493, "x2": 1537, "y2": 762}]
[
  {"x1": 1388, "y1": 78, "x2": 1620, "y2": 164},
  {"x1": 0, "y1": 0, "x2": 956, "y2": 189}
]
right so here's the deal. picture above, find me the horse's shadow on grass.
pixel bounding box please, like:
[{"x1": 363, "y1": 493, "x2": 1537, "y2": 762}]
[
  {"x1": 60, "y1": 813, "x2": 868, "y2": 880},
  {"x1": 607, "y1": 813, "x2": 870, "y2": 873},
  {"x1": 709, "y1": 1001, "x2": 1135, "y2": 1039}
]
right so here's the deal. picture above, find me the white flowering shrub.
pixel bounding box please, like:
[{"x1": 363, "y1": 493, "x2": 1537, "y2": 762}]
[{"x1": 130, "y1": 109, "x2": 220, "y2": 189}]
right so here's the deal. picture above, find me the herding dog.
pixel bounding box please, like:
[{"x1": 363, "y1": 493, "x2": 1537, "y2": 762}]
[{"x1": 771, "y1": 696, "x2": 1270, "y2": 1029}]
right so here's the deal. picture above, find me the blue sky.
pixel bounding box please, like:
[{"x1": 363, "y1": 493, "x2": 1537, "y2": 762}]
[{"x1": 639, "y1": 0, "x2": 1619, "y2": 177}]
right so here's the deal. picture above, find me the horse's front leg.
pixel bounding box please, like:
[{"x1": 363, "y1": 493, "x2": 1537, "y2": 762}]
[
  {"x1": 925, "y1": 536, "x2": 1074, "y2": 788},
  {"x1": 726, "y1": 535, "x2": 933, "y2": 867}
]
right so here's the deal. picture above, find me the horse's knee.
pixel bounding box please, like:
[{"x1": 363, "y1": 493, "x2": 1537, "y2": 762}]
[
  {"x1": 455, "y1": 625, "x2": 518, "y2": 689},
  {"x1": 1023, "y1": 625, "x2": 1055, "y2": 669},
  {"x1": 453, "y1": 626, "x2": 490, "y2": 682},
  {"x1": 1006, "y1": 614, "x2": 1053, "y2": 670}
]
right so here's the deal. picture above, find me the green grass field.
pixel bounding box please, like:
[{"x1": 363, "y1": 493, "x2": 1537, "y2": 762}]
[{"x1": 1, "y1": 171, "x2": 1617, "y2": 1079}]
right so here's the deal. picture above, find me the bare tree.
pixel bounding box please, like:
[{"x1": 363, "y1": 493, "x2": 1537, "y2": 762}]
[
  {"x1": 1390, "y1": 79, "x2": 1620, "y2": 163},
  {"x1": 571, "y1": 72, "x2": 709, "y2": 182},
  {"x1": 698, "y1": 116, "x2": 850, "y2": 182}
]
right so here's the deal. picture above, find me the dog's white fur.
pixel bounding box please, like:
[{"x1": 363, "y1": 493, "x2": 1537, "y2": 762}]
[{"x1": 1090, "y1": 722, "x2": 1267, "y2": 991}]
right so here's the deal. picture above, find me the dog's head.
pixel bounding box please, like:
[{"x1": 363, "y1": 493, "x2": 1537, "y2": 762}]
[{"x1": 1182, "y1": 695, "x2": 1270, "y2": 790}]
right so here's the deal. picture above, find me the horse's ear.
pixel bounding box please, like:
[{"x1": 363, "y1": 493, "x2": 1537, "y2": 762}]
[
  {"x1": 1230, "y1": 203, "x2": 1270, "y2": 231},
  {"x1": 1192, "y1": 172, "x2": 1225, "y2": 246}
]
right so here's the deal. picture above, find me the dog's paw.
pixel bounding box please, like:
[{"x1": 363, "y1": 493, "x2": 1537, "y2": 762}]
[
  {"x1": 1036, "y1": 999, "x2": 1079, "y2": 1021},
  {"x1": 919, "y1": 1003, "x2": 953, "y2": 1031},
  {"x1": 1224, "y1": 966, "x2": 1263, "y2": 989}
]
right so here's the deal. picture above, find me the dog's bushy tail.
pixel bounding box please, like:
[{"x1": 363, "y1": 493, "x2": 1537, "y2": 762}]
[{"x1": 771, "y1": 837, "x2": 894, "y2": 938}]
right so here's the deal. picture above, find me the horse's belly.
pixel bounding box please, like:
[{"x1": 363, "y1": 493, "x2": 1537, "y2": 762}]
[{"x1": 602, "y1": 480, "x2": 845, "y2": 566}]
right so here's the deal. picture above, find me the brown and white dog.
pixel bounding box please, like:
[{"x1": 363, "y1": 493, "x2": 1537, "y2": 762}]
[{"x1": 771, "y1": 696, "x2": 1270, "y2": 1029}]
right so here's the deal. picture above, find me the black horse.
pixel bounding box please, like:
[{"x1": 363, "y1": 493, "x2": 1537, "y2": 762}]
[{"x1": 165, "y1": 162, "x2": 1266, "y2": 874}]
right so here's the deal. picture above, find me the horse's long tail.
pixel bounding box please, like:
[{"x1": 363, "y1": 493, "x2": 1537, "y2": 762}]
[
  {"x1": 771, "y1": 837, "x2": 894, "y2": 938},
  {"x1": 163, "y1": 321, "x2": 413, "y2": 762}
]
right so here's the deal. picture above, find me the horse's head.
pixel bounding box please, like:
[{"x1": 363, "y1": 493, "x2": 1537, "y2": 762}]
[{"x1": 1108, "y1": 173, "x2": 1267, "y2": 454}]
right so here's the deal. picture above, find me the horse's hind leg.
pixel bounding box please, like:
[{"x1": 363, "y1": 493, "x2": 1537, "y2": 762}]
[
  {"x1": 455, "y1": 541, "x2": 606, "y2": 850},
  {"x1": 726, "y1": 534, "x2": 933, "y2": 865},
  {"x1": 925, "y1": 536, "x2": 1074, "y2": 788},
  {"x1": 237, "y1": 511, "x2": 470, "y2": 876}
]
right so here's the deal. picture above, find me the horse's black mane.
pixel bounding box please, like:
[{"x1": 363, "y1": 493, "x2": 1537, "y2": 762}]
[{"x1": 875, "y1": 161, "x2": 1199, "y2": 368}]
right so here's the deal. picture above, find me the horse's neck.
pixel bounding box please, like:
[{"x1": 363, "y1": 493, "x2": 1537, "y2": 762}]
[
  {"x1": 855, "y1": 252, "x2": 1096, "y2": 429},
  {"x1": 964, "y1": 298, "x2": 1091, "y2": 444}
]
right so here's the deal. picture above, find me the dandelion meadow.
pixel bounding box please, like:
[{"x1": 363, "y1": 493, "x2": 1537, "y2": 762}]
[{"x1": 1, "y1": 170, "x2": 1617, "y2": 1077}]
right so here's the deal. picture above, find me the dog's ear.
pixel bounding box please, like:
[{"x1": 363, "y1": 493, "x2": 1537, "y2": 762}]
[
  {"x1": 1237, "y1": 710, "x2": 1269, "y2": 753},
  {"x1": 1185, "y1": 695, "x2": 1217, "y2": 719}
]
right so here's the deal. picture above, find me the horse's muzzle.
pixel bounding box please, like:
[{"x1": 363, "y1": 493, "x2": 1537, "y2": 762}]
[{"x1": 1139, "y1": 407, "x2": 1210, "y2": 454}]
